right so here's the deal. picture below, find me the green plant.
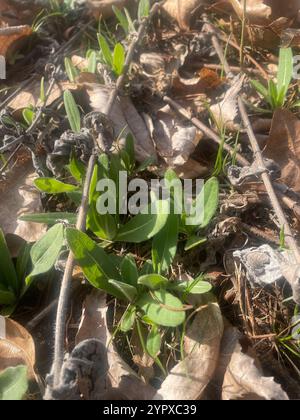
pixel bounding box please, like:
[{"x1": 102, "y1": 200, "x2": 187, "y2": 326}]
[
  {"x1": 138, "y1": 0, "x2": 150, "y2": 21},
  {"x1": 251, "y1": 48, "x2": 293, "y2": 110},
  {"x1": 64, "y1": 230, "x2": 212, "y2": 366},
  {"x1": 98, "y1": 34, "x2": 125, "y2": 76},
  {"x1": 0, "y1": 225, "x2": 64, "y2": 314},
  {"x1": 0, "y1": 366, "x2": 28, "y2": 400}
]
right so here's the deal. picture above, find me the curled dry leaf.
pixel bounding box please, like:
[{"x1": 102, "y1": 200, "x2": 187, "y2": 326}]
[
  {"x1": 0, "y1": 25, "x2": 32, "y2": 58},
  {"x1": 0, "y1": 316, "x2": 36, "y2": 380},
  {"x1": 84, "y1": 83, "x2": 157, "y2": 162},
  {"x1": 0, "y1": 160, "x2": 46, "y2": 244},
  {"x1": 171, "y1": 68, "x2": 222, "y2": 99},
  {"x1": 163, "y1": 0, "x2": 211, "y2": 31},
  {"x1": 229, "y1": 0, "x2": 300, "y2": 24},
  {"x1": 87, "y1": 0, "x2": 128, "y2": 19},
  {"x1": 153, "y1": 104, "x2": 203, "y2": 169},
  {"x1": 210, "y1": 75, "x2": 243, "y2": 131},
  {"x1": 154, "y1": 296, "x2": 224, "y2": 400},
  {"x1": 210, "y1": 323, "x2": 289, "y2": 400},
  {"x1": 264, "y1": 109, "x2": 300, "y2": 194},
  {"x1": 75, "y1": 290, "x2": 156, "y2": 400}
]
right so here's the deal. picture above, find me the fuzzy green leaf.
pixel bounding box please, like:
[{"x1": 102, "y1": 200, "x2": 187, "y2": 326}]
[
  {"x1": 137, "y1": 290, "x2": 185, "y2": 327},
  {"x1": 138, "y1": 274, "x2": 169, "y2": 290},
  {"x1": 34, "y1": 178, "x2": 78, "y2": 194},
  {"x1": 115, "y1": 200, "x2": 169, "y2": 243},
  {"x1": 26, "y1": 224, "x2": 64, "y2": 287},
  {"x1": 66, "y1": 228, "x2": 123, "y2": 298},
  {"x1": 0, "y1": 366, "x2": 28, "y2": 401},
  {"x1": 64, "y1": 90, "x2": 81, "y2": 133}
]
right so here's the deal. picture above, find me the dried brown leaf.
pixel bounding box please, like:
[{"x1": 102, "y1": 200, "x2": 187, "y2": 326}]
[
  {"x1": 154, "y1": 297, "x2": 224, "y2": 400},
  {"x1": 0, "y1": 25, "x2": 32, "y2": 58},
  {"x1": 214, "y1": 324, "x2": 289, "y2": 400},
  {"x1": 0, "y1": 316, "x2": 36, "y2": 380},
  {"x1": 163, "y1": 0, "x2": 210, "y2": 31},
  {"x1": 264, "y1": 109, "x2": 300, "y2": 194},
  {"x1": 76, "y1": 290, "x2": 156, "y2": 400},
  {"x1": 87, "y1": 0, "x2": 128, "y2": 19},
  {"x1": 0, "y1": 160, "x2": 46, "y2": 243}
]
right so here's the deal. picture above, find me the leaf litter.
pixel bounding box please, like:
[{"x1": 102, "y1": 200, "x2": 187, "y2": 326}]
[{"x1": 0, "y1": 0, "x2": 300, "y2": 401}]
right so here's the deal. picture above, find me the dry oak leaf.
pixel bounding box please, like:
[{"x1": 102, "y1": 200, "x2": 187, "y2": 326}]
[
  {"x1": 0, "y1": 316, "x2": 36, "y2": 380},
  {"x1": 162, "y1": 0, "x2": 212, "y2": 31},
  {"x1": 229, "y1": 0, "x2": 300, "y2": 24},
  {"x1": 0, "y1": 160, "x2": 46, "y2": 243},
  {"x1": 0, "y1": 25, "x2": 32, "y2": 58},
  {"x1": 264, "y1": 109, "x2": 300, "y2": 194},
  {"x1": 154, "y1": 297, "x2": 224, "y2": 400},
  {"x1": 87, "y1": 0, "x2": 128, "y2": 19},
  {"x1": 76, "y1": 290, "x2": 156, "y2": 400},
  {"x1": 84, "y1": 83, "x2": 157, "y2": 163},
  {"x1": 211, "y1": 324, "x2": 289, "y2": 400}
]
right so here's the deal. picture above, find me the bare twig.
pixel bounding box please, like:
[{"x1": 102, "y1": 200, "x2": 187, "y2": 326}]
[{"x1": 49, "y1": 2, "x2": 164, "y2": 389}]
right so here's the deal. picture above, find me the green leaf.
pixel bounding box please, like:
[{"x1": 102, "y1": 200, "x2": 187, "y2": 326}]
[
  {"x1": 137, "y1": 156, "x2": 156, "y2": 173},
  {"x1": 124, "y1": 8, "x2": 136, "y2": 33},
  {"x1": 87, "y1": 50, "x2": 97, "y2": 74},
  {"x1": 137, "y1": 290, "x2": 186, "y2": 327},
  {"x1": 65, "y1": 228, "x2": 123, "y2": 298},
  {"x1": 172, "y1": 277, "x2": 212, "y2": 295},
  {"x1": 277, "y1": 47, "x2": 293, "y2": 101},
  {"x1": 64, "y1": 90, "x2": 81, "y2": 133},
  {"x1": 88, "y1": 205, "x2": 117, "y2": 241},
  {"x1": 98, "y1": 34, "x2": 113, "y2": 68},
  {"x1": 68, "y1": 152, "x2": 86, "y2": 183},
  {"x1": 16, "y1": 242, "x2": 32, "y2": 288},
  {"x1": 138, "y1": 0, "x2": 150, "y2": 20},
  {"x1": 121, "y1": 255, "x2": 138, "y2": 286},
  {"x1": 152, "y1": 213, "x2": 179, "y2": 273},
  {"x1": 112, "y1": 6, "x2": 129, "y2": 34},
  {"x1": 0, "y1": 366, "x2": 28, "y2": 400},
  {"x1": 250, "y1": 80, "x2": 269, "y2": 100},
  {"x1": 22, "y1": 108, "x2": 35, "y2": 126},
  {"x1": 0, "y1": 229, "x2": 18, "y2": 294},
  {"x1": 0, "y1": 287, "x2": 16, "y2": 305},
  {"x1": 120, "y1": 305, "x2": 136, "y2": 332},
  {"x1": 268, "y1": 79, "x2": 278, "y2": 109},
  {"x1": 64, "y1": 57, "x2": 78, "y2": 82},
  {"x1": 138, "y1": 274, "x2": 169, "y2": 290},
  {"x1": 113, "y1": 43, "x2": 125, "y2": 76},
  {"x1": 139, "y1": 260, "x2": 154, "y2": 276},
  {"x1": 25, "y1": 224, "x2": 64, "y2": 287},
  {"x1": 115, "y1": 200, "x2": 169, "y2": 243},
  {"x1": 34, "y1": 178, "x2": 78, "y2": 194},
  {"x1": 124, "y1": 133, "x2": 135, "y2": 170},
  {"x1": 146, "y1": 325, "x2": 161, "y2": 359},
  {"x1": 190, "y1": 177, "x2": 219, "y2": 229},
  {"x1": 19, "y1": 212, "x2": 77, "y2": 225},
  {"x1": 184, "y1": 236, "x2": 207, "y2": 251},
  {"x1": 108, "y1": 279, "x2": 137, "y2": 302}
]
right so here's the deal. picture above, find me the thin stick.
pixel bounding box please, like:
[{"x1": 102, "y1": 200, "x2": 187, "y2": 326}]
[{"x1": 50, "y1": 2, "x2": 164, "y2": 388}]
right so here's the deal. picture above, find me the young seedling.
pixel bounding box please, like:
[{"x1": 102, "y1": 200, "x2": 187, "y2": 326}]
[
  {"x1": 98, "y1": 34, "x2": 125, "y2": 76},
  {"x1": 251, "y1": 48, "x2": 293, "y2": 110}
]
